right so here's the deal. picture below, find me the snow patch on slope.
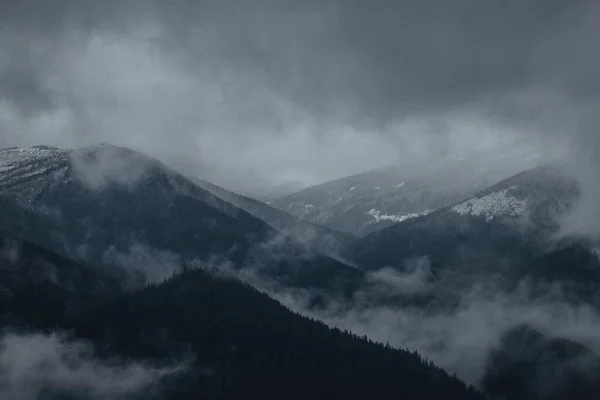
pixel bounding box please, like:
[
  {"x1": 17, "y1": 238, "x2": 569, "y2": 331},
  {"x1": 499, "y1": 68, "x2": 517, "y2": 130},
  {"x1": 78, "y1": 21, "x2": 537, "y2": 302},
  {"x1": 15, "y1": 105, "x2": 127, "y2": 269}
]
[
  {"x1": 367, "y1": 209, "x2": 431, "y2": 224},
  {"x1": 288, "y1": 202, "x2": 315, "y2": 211},
  {"x1": 0, "y1": 147, "x2": 67, "y2": 176},
  {"x1": 451, "y1": 187, "x2": 526, "y2": 222},
  {"x1": 0, "y1": 147, "x2": 70, "y2": 197}
]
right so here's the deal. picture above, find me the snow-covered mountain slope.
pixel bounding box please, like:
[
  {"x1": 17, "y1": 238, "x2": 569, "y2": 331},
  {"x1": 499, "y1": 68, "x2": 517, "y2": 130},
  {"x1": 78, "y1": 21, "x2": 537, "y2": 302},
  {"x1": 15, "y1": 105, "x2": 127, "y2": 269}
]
[
  {"x1": 450, "y1": 187, "x2": 527, "y2": 222},
  {"x1": 272, "y1": 145, "x2": 548, "y2": 236},
  {"x1": 349, "y1": 164, "x2": 600, "y2": 314},
  {"x1": 0, "y1": 144, "x2": 362, "y2": 290},
  {"x1": 353, "y1": 164, "x2": 581, "y2": 278}
]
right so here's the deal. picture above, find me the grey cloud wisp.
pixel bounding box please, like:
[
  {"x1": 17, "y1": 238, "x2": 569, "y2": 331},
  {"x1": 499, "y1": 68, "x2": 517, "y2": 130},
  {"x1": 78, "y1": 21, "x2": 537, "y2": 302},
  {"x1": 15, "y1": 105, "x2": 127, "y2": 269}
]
[
  {"x1": 0, "y1": 0, "x2": 598, "y2": 192},
  {"x1": 0, "y1": 332, "x2": 186, "y2": 400}
]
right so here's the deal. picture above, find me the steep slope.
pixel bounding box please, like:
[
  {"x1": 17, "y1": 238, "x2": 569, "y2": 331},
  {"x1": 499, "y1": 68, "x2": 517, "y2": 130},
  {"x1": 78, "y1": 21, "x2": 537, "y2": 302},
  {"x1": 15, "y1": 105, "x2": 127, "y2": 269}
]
[
  {"x1": 0, "y1": 230, "x2": 482, "y2": 399},
  {"x1": 483, "y1": 325, "x2": 600, "y2": 400},
  {"x1": 353, "y1": 164, "x2": 582, "y2": 288},
  {"x1": 1, "y1": 221, "x2": 598, "y2": 399},
  {"x1": 0, "y1": 229, "x2": 122, "y2": 327},
  {"x1": 0, "y1": 144, "x2": 361, "y2": 291},
  {"x1": 66, "y1": 269, "x2": 484, "y2": 400},
  {"x1": 190, "y1": 177, "x2": 354, "y2": 259},
  {"x1": 273, "y1": 144, "x2": 547, "y2": 235}
]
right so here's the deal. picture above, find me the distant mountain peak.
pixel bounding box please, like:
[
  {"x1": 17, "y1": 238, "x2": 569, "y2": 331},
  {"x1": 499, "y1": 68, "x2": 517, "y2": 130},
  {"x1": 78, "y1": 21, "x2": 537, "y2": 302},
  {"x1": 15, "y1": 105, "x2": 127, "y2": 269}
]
[{"x1": 272, "y1": 146, "x2": 548, "y2": 235}]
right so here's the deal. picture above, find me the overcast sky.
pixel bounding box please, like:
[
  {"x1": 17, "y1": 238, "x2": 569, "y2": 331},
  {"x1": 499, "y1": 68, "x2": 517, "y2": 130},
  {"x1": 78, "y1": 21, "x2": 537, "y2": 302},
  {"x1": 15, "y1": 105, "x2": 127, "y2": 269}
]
[{"x1": 0, "y1": 0, "x2": 598, "y2": 192}]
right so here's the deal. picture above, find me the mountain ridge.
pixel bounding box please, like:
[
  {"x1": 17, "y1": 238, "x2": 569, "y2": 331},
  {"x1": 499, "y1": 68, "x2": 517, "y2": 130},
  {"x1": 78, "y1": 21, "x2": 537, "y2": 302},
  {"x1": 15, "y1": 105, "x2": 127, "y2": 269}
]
[
  {"x1": 0, "y1": 144, "x2": 362, "y2": 293},
  {"x1": 0, "y1": 224, "x2": 484, "y2": 400},
  {"x1": 272, "y1": 145, "x2": 549, "y2": 235}
]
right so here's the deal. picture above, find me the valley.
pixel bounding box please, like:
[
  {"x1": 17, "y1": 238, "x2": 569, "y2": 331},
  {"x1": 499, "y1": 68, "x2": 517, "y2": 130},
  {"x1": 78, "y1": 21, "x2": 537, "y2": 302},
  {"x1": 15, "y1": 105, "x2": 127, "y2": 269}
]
[
  {"x1": 2, "y1": 3, "x2": 598, "y2": 397},
  {"x1": 0, "y1": 143, "x2": 598, "y2": 399}
]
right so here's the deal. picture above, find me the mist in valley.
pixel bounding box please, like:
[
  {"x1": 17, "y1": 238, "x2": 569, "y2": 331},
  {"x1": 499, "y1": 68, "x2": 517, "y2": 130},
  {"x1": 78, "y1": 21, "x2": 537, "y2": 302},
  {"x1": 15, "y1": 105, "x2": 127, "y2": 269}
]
[{"x1": 2, "y1": 0, "x2": 600, "y2": 398}]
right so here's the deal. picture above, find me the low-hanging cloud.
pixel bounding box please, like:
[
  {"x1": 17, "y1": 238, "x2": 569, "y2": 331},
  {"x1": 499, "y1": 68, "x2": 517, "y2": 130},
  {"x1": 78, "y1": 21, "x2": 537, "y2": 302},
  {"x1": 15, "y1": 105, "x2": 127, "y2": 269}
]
[
  {"x1": 365, "y1": 257, "x2": 432, "y2": 296},
  {"x1": 275, "y1": 278, "x2": 600, "y2": 387},
  {"x1": 0, "y1": 238, "x2": 21, "y2": 265},
  {"x1": 69, "y1": 144, "x2": 157, "y2": 190},
  {"x1": 0, "y1": 331, "x2": 186, "y2": 400},
  {"x1": 0, "y1": 0, "x2": 598, "y2": 196},
  {"x1": 2, "y1": 2, "x2": 600, "y2": 389},
  {"x1": 102, "y1": 244, "x2": 184, "y2": 286},
  {"x1": 249, "y1": 225, "x2": 352, "y2": 266},
  {"x1": 216, "y1": 250, "x2": 600, "y2": 389},
  {"x1": 557, "y1": 157, "x2": 600, "y2": 240}
]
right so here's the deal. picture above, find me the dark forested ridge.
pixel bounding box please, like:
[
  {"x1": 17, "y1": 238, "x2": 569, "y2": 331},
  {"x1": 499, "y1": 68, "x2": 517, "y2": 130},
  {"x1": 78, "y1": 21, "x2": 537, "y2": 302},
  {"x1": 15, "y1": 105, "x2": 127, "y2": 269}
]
[
  {"x1": 0, "y1": 235, "x2": 484, "y2": 400},
  {"x1": 483, "y1": 325, "x2": 600, "y2": 400},
  {"x1": 0, "y1": 230, "x2": 123, "y2": 327},
  {"x1": 65, "y1": 270, "x2": 485, "y2": 400}
]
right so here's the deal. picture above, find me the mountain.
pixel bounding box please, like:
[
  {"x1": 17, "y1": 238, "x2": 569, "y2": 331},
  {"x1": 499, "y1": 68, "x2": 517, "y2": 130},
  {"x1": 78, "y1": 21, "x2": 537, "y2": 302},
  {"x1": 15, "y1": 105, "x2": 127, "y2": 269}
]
[
  {"x1": 259, "y1": 179, "x2": 308, "y2": 201},
  {"x1": 483, "y1": 325, "x2": 600, "y2": 400},
  {"x1": 3, "y1": 144, "x2": 600, "y2": 399},
  {"x1": 199, "y1": 167, "x2": 307, "y2": 202},
  {"x1": 0, "y1": 233, "x2": 483, "y2": 400},
  {"x1": 66, "y1": 269, "x2": 484, "y2": 400},
  {"x1": 352, "y1": 164, "x2": 585, "y2": 294},
  {"x1": 272, "y1": 144, "x2": 547, "y2": 235},
  {"x1": 0, "y1": 144, "x2": 361, "y2": 292},
  {"x1": 190, "y1": 177, "x2": 354, "y2": 260},
  {"x1": 0, "y1": 229, "x2": 122, "y2": 327}
]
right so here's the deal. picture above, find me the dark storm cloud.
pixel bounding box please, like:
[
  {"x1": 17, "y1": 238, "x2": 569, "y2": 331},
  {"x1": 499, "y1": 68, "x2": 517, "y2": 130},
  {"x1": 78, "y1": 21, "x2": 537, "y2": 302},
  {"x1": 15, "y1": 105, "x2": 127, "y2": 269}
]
[
  {"x1": 1, "y1": 0, "x2": 596, "y2": 117},
  {"x1": 157, "y1": 0, "x2": 596, "y2": 123},
  {"x1": 0, "y1": 0, "x2": 598, "y2": 191}
]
